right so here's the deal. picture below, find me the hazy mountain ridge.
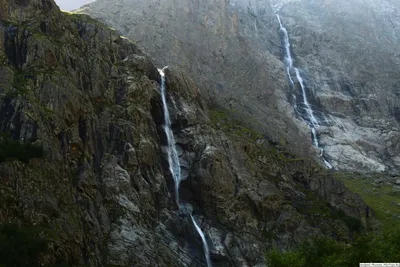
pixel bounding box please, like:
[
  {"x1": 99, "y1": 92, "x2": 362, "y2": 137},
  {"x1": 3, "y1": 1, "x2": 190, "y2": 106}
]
[
  {"x1": 81, "y1": 0, "x2": 400, "y2": 174},
  {"x1": 79, "y1": 0, "x2": 319, "y2": 164}
]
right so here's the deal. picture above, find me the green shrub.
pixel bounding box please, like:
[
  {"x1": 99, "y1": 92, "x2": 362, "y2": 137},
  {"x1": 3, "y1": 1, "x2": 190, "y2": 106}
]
[
  {"x1": 299, "y1": 236, "x2": 347, "y2": 267},
  {"x1": 0, "y1": 224, "x2": 48, "y2": 267},
  {"x1": 267, "y1": 250, "x2": 305, "y2": 267},
  {"x1": 267, "y1": 230, "x2": 400, "y2": 267},
  {"x1": 330, "y1": 209, "x2": 364, "y2": 233},
  {"x1": 0, "y1": 133, "x2": 44, "y2": 163}
]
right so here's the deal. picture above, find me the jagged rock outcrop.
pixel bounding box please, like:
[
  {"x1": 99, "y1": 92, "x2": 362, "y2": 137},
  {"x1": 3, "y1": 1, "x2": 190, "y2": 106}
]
[
  {"x1": 0, "y1": 0, "x2": 375, "y2": 266},
  {"x1": 80, "y1": 0, "x2": 400, "y2": 175}
]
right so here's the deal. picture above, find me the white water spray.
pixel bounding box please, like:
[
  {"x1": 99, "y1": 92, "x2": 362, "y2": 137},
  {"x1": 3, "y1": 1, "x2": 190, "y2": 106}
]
[
  {"x1": 277, "y1": 14, "x2": 296, "y2": 102},
  {"x1": 275, "y1": 14, "x2": 333, "y2": 169},
  {"x1": 158, "y1": 67, "x2": 183, "y2": 204},
  {"x1": 158, "y1": 68, "x2": 212, "y2": 266},
  {"x1": 276, "y1": 14, "x2": 293, "y2": 69},
  {"x1": 323, "y1": 157, "x2": 333, "y2": 169},
  {"x1": 191, "y1": 215, "x2": 212, "y2": 267},
  {"x1": 294, "y1": 68, "x2": 319, "y2": 127}
]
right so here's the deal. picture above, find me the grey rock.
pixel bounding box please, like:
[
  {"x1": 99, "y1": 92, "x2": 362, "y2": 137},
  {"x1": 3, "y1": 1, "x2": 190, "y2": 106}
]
[
  {"x1": 393, "y1": 186, "x2": 400, "y2": 193},
  {"x1": 80, "y1": 0, "x2": 400, "y2": 175}
]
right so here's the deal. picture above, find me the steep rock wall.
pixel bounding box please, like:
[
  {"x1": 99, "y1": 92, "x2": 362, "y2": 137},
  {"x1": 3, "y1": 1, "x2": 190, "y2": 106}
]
[
  {"x1": 81, "y1": 0, "x2": 400, "y2": 174},
  {"x1": 0, "y1": 0, "x2": 374, "y2": 266},
  {"x1": 273, "y1": 0, "x2": 400, "y2": 173},
  {"x1": 79, "y1": 0, "x2": 316, "y2": 162}
]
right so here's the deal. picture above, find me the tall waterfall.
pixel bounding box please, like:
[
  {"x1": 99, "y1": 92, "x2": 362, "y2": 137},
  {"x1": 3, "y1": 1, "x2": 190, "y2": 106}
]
[
  {"x1": 159, "y1": 67, "x2": 183, "y2": 204},
  {"x1": 158, "y1": 67, "x2": 212, "y2": 266},
  {"x1": 275, "y1": 14, "x2": 333, "y2": 169},
  {"x1": 276, "y1": 14, "x2": 295, "y2": 87}
]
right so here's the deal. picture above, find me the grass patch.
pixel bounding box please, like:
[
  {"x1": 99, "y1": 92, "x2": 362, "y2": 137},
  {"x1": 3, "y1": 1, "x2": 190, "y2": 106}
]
[
  {"x1": 294, "y1": 190, "x2": 363, "y2": 233},
  {"x1": 334, "y1": 172, "x2": 400, "y2": 231},
  {"x1": 209, "y1": 107, "x2": 312, "y2": 163},
  {"x1": 210, "y1": 108, "x2": 264, "y2": 142},
  {"x1": 64, "y1": 12, "x2": 109, "y2": 29}
]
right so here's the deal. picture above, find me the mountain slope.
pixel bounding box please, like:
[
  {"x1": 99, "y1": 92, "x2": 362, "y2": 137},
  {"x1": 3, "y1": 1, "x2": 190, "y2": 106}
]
[
  {"x1": 81, "y1": 0, "x2": 400, "y2": 174},
  {"x1": 273, "y1": 0, "x2": 400, "y2": 173},
  {"x1": 0, "y1": 0, "x2": 375, "y2": 266},
  {"x1": 78, "y1": 0, "x2": 316, "y2": 161}
]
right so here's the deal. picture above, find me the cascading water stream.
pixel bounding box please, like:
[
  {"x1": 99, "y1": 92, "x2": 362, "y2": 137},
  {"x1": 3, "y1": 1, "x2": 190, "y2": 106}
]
[
  {"x1": 191, "y1": 215, "x2": 212, "y2": 267},
  {"x1": 158, "y1": 67, "x2": 212, "y2": 267},
  {"x1": 275, "y1": 14, "x2": 333, "y2": 169},
  {"x1": 276, "y1": 14, "x2": 295, "y2": 87},
  {"x1": 159, "y1": 67, "x2": 182, "y2": 205},
  {"x1": 294, "y1": 68, "x2": 319, "y2": 127}
]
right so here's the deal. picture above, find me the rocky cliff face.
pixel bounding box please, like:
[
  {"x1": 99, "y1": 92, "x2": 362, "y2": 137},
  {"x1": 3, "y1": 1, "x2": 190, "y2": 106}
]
[
  {"x1": 81, "y1": 0, "x2": 400, "y2": 175},
  {"x1": 79, "y1": 0, "x2": 316, "y2": 161},
  {"x1": 0, "y1": 0, "x2": 376, "y2": 266},
  {"x1": 273, "y1": 0, "x2": 400, "y2": 174}
]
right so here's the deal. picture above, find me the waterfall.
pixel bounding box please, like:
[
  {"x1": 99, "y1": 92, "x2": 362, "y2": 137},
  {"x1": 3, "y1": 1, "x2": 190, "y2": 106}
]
[
  {"x1": 158, "y1": 67, "x2": 212, "y2": 266},
  {"x1": 276, "y1": 14, "x2": 296, "y2": 102},
  {"x1": 275, "y1": 14, "x2": 333, "y2": 169},
  {"x1": 158, "y1": 67, "x2": 183, "y2": 204},
  {"x1": 294, "y1": 68, "x2": 320, "y2": 127},
  {"x1": 276, "y1": 14, "x2": 293, "y2": 69},
  {"x1": 191, "y1": 215, "x2": 212, "y2": 267}
]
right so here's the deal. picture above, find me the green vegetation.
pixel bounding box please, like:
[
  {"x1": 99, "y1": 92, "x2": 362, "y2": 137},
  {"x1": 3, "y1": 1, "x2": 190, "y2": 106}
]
[
  {"x1": 209, "y1": 107, "x2": 312, "y2": 163},
  {"x1": 64, "y1": 11, "x2": 109, "y2": 29},
  {"x1": 331, "y1": 209, "x2": 364, "y2": 233},
  {"x1": 210, "y1": 108, "x2": 264, "y2": 141},
  {"x1": 8, "y1": 69, "x2": 33, "y2": 97},
  {"x1": 334, "y1": 172, "x2": 400, "y2": 231},
  {"x1": 0, "y1": 223, "x2": 48, "y2": 267},
  {"x1": 0, "y1": 224, "x2": 72, "y2": 267},
  {"x1": 211, "y1": 107, "x2": 396, "y2": 265},
  {"x1": 267, "y1": 230, "x2": 400, "y2": 267},
  {"x1": 294, "y1": 190, "x2": 364, "y2": 233},
  {"x1": 0, "y1": 133, "x2": 44, "y2": 163},
  {"x1": 269, "y1": 172, "x2": 400, "y2": 266}
]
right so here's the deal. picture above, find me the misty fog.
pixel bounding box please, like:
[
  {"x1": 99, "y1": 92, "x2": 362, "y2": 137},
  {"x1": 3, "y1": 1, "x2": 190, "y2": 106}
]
[{"x1": 54, "y1": 0, "x2": 93, "y2": 11}]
